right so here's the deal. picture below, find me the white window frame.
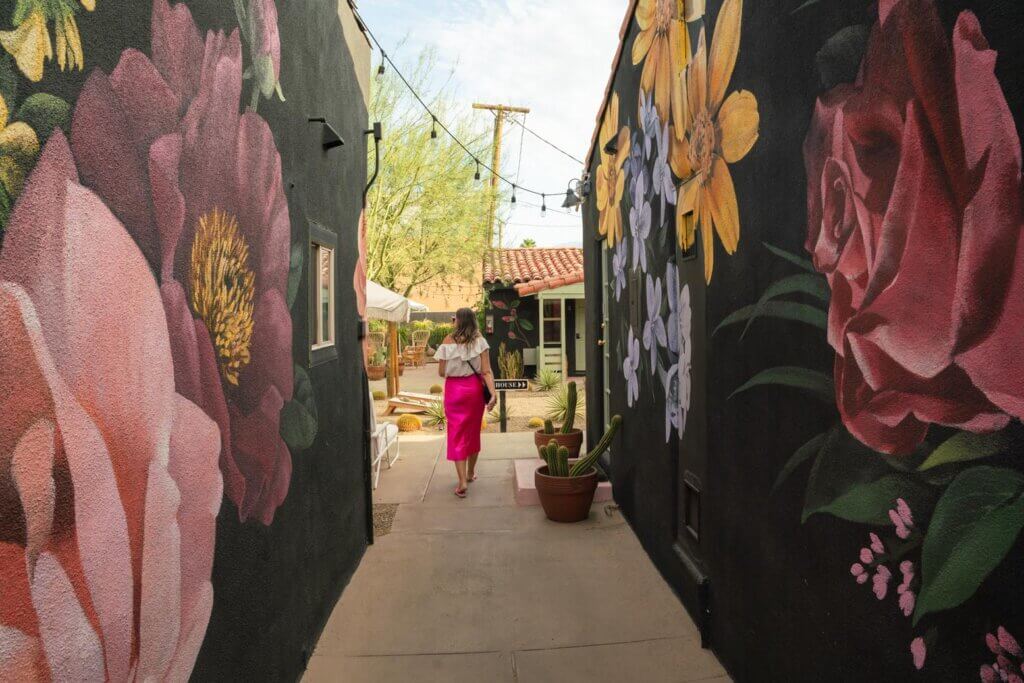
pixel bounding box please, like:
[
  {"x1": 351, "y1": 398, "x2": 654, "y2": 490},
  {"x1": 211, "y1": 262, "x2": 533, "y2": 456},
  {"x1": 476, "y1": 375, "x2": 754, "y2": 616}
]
[{"x1": 311, "y1": 242, "x2": 335, "y2": 350}]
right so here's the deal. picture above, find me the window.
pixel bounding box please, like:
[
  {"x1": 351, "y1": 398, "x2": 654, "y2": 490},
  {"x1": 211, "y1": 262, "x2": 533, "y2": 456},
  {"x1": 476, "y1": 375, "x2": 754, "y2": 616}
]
[
  {"x1": 542, "y1": 298, "x2": 562, "y2": 345},
  {"x1": 312, "y1": 243, "x2": 334, "y2": 349}
]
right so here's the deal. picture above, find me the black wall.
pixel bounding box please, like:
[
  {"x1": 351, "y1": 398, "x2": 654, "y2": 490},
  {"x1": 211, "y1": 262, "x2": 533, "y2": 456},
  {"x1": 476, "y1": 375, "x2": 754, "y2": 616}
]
[
  {"x1": 484, "y1": 285, "x2": 539, "y2": 374},
  {"x1": 585, "y1": 0, "x2": 1024, "y2": 680}
]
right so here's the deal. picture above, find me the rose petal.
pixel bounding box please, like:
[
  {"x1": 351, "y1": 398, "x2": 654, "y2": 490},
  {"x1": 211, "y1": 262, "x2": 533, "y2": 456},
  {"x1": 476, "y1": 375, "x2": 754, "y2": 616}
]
[{"x1": 151, "y1": 0, "x2": 204, "y2": 107}]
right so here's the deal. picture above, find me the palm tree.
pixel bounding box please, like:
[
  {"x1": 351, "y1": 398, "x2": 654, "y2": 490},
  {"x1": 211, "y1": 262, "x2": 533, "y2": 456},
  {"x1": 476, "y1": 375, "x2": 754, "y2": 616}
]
[{"x1": 520, "y1": 238, "x2": 536, "y2": 248}]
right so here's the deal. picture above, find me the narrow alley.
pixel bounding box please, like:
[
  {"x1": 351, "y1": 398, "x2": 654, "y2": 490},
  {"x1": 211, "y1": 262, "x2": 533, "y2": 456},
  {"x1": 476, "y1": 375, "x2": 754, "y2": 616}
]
[{"x1": 305, "y1": 429, "x2": 727, "y2": 682}]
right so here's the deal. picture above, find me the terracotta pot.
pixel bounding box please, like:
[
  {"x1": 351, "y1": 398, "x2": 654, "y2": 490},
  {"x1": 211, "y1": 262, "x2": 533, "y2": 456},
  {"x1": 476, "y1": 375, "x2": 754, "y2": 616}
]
[
  {"x1": 533, "y1": 429, "x2": 583, "y2": 459},
  {"x1": 535, "y1": 465, "x2": 598, "y2": 523},
  {"x1": 367, "y1": 365, "x2": 386, "y2": 381}
]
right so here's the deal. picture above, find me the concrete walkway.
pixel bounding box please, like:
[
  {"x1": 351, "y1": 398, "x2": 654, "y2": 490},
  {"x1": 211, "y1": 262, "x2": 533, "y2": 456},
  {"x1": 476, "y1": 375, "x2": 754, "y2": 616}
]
[{"x1": 305, "y1": 431, "x2": 728, "y2": 682}]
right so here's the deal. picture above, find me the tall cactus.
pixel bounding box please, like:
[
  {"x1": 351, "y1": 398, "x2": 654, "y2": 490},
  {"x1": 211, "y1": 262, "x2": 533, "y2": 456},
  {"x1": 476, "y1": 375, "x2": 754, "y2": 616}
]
[
  {"x1": 569, "y1": 415, "x2": 622, "y2": 477},
  {"x1": 543, "y1": 418, "x2": 554, "y2": 434},
  {"x1": 560, "y1": 381, "x2": 578, "y2": 434}
]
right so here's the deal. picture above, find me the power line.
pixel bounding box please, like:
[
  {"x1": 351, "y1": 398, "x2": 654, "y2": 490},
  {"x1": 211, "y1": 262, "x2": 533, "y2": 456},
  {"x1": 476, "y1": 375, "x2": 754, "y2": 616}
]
[
  {"x1": 505, "y1": 115, "x2": 585, "y2": 165},
  {"x1": 354, "y1": 8, "x2": 575, "y2": 200}
]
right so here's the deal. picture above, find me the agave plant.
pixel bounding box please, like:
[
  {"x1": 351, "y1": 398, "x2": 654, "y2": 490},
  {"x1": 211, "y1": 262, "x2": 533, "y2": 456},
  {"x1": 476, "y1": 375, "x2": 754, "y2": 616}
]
[
  {"x1": 424, "y1": 400, "x2": 446, "y2": 429},
  {"x1": 487, "y1": 403, "x2": 513, "y2": 424},
  {"x1": 534, "y1": 368, "x2": 562, "y2": 392},
  {"x1": 545, "y1": 381, "x2": 585, "y2": 426}
]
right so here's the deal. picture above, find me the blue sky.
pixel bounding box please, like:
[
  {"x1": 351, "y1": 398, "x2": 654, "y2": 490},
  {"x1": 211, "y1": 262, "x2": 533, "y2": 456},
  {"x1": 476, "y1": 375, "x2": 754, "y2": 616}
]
[{"x1": 355, "y1": 0, "x2": 627, "y2": 247}]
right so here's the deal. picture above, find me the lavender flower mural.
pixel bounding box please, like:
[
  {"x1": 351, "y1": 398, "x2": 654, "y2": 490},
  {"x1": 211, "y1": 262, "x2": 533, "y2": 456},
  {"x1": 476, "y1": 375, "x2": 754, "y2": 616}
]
[
  {"x1": 612, "y1": 239, "x2": 627, "y2": 302},
  {"x1": 677, "y1": 283, "x2": 692, "y2": 436},
  {"x1": 666, "y1": 263, "x2": 679, "y2": 355},
  {"x1": 639, "y1": 90, "x2": 658, "y2": 159},
  {"x1": 643, "y1": 274, "x2": 666, "y2": 374},
  {"x1": 664, "y1": 363, "x2": 679, "y2": 442},
  {"x1": 623, "y1": 328, "x2": 640, "y2": 407},
  {"x1": 651, "y1": 121, "x2": 677, "y2": 219},
  {"x1": 630, "y1": 173, "x2": 651, "y2": 273}
]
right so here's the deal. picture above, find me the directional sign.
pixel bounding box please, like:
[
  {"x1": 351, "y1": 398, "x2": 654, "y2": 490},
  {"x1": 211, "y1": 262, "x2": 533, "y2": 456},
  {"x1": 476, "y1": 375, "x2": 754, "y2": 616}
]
[{"x1": 494, "y1": 379, "x2": 529, "y2": 391}]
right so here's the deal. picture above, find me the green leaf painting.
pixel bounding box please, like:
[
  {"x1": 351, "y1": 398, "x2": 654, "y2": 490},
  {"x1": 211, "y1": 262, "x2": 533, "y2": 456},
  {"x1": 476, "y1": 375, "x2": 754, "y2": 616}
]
[
  {"x1": 714, "y1": 300, "x2": 826, "y2": 336},
  {"x1": 763, "y1": 241, "x2": 816, "y2": 273},
  {"x1": 15, "y1": 94, "x2": 71, "y2": 146},
  {"x1": 802, "y1": 427, "x2": 932, "y2": 524},
  {"x1": 287, "y1": 240, "x2": 303, "y2": 309},
  {"x1": 917, "y1": 431, "x2": 1010, "y2": 472},
  {"x1": 730, "y1": 366, "x2": 835, "y2": 404},
  {"x1": 773, "y1": 432, "x2": 826, "y2": 494},
  {"x1": 280, "y1": 364, "x2": 319, "y2": 451},
  {"x1": 914, "y1": 466, "x2": 1024, "y2": 624}
]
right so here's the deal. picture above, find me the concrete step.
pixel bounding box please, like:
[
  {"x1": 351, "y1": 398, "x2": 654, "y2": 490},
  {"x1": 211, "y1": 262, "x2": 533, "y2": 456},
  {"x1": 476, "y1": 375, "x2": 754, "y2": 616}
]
[{"x1": 513, "y1": 458, "x2": 613, "y2": 507}]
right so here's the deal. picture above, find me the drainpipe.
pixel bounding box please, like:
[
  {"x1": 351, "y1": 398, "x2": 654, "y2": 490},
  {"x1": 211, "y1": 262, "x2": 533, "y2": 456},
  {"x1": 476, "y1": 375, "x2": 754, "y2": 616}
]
[{"x1": 361, "y1": 122, "x2": 382, "y2": 545}]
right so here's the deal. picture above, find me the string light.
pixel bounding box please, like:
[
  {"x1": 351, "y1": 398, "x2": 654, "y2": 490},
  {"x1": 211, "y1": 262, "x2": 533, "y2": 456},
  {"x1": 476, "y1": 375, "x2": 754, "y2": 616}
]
[
  {"x1": 511, "y1": 185, "x2": 517, "y2": 204},
  {"x1": 352, "y1": 7, "x2": 579, "y2": 203},
  {"x1": 541, "y1": 194, "x2": 546, "y2": 217},
  {"x1": 474, "y1": 159, "x2": 481, "y2": 181}
]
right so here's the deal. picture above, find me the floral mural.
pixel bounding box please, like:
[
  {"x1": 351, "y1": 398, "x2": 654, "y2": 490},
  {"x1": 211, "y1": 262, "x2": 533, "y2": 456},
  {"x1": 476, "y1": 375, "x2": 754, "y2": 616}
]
[
  {"x1": 0, "y1": 0, "x2": 334, "y2": 678},
  {"x1": 713, "y1": 0, "x2": 1024, "y2": 674}
]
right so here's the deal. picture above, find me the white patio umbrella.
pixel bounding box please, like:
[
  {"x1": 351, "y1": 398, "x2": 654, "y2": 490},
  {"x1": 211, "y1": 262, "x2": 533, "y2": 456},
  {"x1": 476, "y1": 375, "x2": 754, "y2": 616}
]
[{"x1": 364, "y1": 280, "x2": 428, "y2": 395}]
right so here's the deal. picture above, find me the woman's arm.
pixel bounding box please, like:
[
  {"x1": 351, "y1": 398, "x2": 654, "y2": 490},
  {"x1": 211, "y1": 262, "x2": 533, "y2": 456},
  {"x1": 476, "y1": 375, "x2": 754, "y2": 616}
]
[
  {"x1": 479, "y1": 351, "x2": 497, "y2": 409},
  {"x1": 438, "y1": 359, "x2": 446, "y2": 377}
]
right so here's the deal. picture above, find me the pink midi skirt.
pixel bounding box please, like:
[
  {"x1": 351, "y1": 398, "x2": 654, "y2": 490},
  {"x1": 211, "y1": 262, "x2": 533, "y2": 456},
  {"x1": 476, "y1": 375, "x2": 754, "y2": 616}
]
[{"x1": 444, "y1": 376, "x2": 485, "y2": 461}]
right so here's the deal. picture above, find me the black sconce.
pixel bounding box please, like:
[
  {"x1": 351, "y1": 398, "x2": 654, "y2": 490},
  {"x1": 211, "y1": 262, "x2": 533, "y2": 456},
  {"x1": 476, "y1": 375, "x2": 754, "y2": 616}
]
[
  {"x1": 308, "y1": 117, "x2": 344, "y2": 151},
  {"x1": 363, "y1": 121, "x2": 383, "y2": 202},
  {"x1": 561, "y1": 175, "x2": 592, "y2": 211}
]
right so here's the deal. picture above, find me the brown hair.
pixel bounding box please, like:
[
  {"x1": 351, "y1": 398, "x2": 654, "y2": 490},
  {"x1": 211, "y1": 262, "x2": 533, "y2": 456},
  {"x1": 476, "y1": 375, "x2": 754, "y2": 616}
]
[{"x1": 451, "y1": 307, "x2": 479, "y2": 345}]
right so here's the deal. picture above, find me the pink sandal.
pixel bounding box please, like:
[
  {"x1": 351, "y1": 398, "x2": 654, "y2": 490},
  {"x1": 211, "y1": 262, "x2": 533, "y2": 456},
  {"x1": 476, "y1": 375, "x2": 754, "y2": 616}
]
[{"x1": 454, "y1": 487, "x2": 467, "y2": 498}]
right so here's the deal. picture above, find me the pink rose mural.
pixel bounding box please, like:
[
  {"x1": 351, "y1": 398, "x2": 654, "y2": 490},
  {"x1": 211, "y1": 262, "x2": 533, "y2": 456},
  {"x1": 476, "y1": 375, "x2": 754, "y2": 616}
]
[
  {"x1": 803, "y1": 0, "x2": 1024, "y2": 455},
  {"x1": 67, "y1": 0, "x2": 295, "y2": 524},
  {"x1": 0, "y1": 132, "x2": 221, "y2": 680}
]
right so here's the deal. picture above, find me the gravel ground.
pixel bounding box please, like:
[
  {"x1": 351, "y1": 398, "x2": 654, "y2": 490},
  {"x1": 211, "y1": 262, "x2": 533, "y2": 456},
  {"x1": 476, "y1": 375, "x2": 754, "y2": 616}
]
[{"x1": 372, "y1": 503, "x2": 399, "y2": 537}]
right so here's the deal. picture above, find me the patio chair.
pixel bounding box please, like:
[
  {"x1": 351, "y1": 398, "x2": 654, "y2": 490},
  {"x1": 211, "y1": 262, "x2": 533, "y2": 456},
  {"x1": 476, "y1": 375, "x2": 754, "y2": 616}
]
[
  {"x1": 402, "y1": 329, "x2": 430, "y2": 366},
  {"x1": 369, "y1": 387, "x2": 400, "y2": 489}
]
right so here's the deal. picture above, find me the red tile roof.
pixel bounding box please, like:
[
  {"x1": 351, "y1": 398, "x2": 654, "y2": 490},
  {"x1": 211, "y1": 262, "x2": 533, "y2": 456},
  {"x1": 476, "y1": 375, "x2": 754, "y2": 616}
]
[{"x1": 484, "y1": 248, "x2": 585, "y2": 296}]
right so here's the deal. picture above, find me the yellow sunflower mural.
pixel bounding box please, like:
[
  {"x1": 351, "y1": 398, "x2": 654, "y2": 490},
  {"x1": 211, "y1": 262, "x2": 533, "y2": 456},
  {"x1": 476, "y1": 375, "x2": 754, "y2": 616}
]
[
  {"x1": 0, "y1": 0, "x2": 94, "y2": 82},
  {"x1": 596, "y1": 92, "x2": 631, "y2": 247},
  {"x1": 632, "y1": 0, "x2": 704, "y2": 125},
  {"x1": 670, "y1": 0, "x2": 758, "y2": 283}
]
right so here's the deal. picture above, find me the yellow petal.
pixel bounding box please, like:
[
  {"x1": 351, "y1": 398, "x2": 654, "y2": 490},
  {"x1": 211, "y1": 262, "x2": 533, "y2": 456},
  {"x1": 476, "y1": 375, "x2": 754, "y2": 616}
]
[
  {"x1": 56, "y1": 20, "x2": 67, "y2": 71},
  {"x1": 671, "y1": 68, "x2": 688, "y2": 141},
  {"x1": 678, "y1": 175, "x2": 700, "y2": 215},
  {"x1": 684, "y1": 0, "x2": 706, "y2": 21},
  {"x1": 668, "y1": 15, "x2": 689, "y2": 77},
  {"x1": 595, "y1": 167, "x2": 610, "y2": 211},
  {"x1": 0, "y1": 92, "x2": 7, "y2": 129},
  {"x1": 700, "y1": 199, "x2": 714, "y2": 283},
  {"x1": 708, "y1": 0, "x2": 742, "y2": 112},
  {"x1": 670, "y1": 125, "x2": 692, "y2": 179},
  {"x1": 607, "y1": 207, "x2": 622, "y2": 247},
  {"x1": 0, "y1": 122, "x2": 41, "y2": 164},
  {"x1": 632, "y1": 26, "x2": 655, "y2": 66},
  {"x1": 0, "y1": 11, "x2": 51, "y2": 82},
  {"x1": 641, "y1": 38, "x2": 661, "y2": 97},
  {"x1": 80, "y1": 0, "x2": 96, "y2": 10},
  {"x1": 718, "y1": 89, "x2": 759, "y2": 163},
  {"x1": 615, "y1": 126, "x2": 631, "y2": 168},
  {"x1": 615, "y1": 159, "x2": 626, "y2": 205},
  {"x1": 636, "y1": 0, "x2": 656, "y2": 29},
  {"x1": 600, "y1": 93, "x2": 620, "y2": 149},
  {"x1": 688, "y1": 28, "x2": 707, "y2": 120},
  {"x1": 654, "y1": 43, "x2": 672, "y2": 123},
  {"x1": 706, "y1": 156, "x2": 740, "y2": 254}
]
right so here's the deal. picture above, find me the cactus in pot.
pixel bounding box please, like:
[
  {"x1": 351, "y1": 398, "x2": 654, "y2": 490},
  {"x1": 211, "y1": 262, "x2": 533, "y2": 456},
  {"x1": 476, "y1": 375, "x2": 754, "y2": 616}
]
[
  {"x1": 559, "y1": 381, "x2": 577, "y2": 434},
  {"x1": 543, "y1": 418, "x2": 554, "y2": 435},
  {"x1": 538, "y1": 440, "x2": 570, "y2": 477},
  {"x1": 569, "y1": 415, "x2": 621, "y2": 476}
]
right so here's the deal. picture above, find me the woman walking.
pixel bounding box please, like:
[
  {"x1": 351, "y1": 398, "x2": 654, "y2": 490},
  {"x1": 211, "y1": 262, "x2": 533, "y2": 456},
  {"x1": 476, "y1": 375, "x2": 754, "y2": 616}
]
[{"x1": 435, "y1": 308, "x2": 497, "y2": 497}]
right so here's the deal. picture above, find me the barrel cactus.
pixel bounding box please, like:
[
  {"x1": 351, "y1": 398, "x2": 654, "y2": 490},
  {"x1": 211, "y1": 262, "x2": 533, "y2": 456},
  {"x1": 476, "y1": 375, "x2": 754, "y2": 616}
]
[
  {"x1": 527, "y1": 416, "x2": 545, "y2": 429},
  {"x1": 396, "y1": 414, "x2": 422, "y2": 432}
]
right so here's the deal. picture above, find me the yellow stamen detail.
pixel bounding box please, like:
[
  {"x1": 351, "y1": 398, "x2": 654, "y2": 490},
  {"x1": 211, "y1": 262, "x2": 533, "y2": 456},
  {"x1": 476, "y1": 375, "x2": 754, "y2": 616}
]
[{"x1": 189, "y1": 209, "x2": 255, "y2": 386}]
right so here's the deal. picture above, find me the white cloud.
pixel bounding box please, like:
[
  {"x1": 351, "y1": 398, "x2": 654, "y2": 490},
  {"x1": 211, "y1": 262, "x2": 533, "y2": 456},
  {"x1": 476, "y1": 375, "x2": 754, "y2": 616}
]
[{"x1": 361, "y1": 0, "x2": 628, "y2": 247}]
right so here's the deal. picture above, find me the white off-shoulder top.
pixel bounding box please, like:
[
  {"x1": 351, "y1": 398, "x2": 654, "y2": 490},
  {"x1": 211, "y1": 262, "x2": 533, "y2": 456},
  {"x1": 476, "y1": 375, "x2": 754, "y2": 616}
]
[{"x1": 435, "y1": 335, "x2": 490, "y2": 377}]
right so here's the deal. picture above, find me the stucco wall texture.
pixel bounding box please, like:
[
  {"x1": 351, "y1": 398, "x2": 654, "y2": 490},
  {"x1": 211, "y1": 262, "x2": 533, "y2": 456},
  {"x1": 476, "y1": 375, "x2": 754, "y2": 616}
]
[
  {"x1": 0, "y1": 1, "x2": 369, "y2": 681},
  {"x1": 584, "y1": 0, "x2": 1024, "y2": 680}
]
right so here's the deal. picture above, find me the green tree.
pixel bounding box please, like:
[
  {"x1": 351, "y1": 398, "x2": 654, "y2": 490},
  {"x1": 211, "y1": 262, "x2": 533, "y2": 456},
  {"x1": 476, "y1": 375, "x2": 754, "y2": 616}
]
[{"x1": 366, "y1": 47, "x2": 502, "y2": 297}]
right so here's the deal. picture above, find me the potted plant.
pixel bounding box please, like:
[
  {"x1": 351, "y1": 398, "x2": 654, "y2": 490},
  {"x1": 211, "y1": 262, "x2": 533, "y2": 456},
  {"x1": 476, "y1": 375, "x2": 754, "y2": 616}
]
[
  {"x1": 534, "y1": 381, "x2": 583, "y2": 458},
  {"x1": 367, "y1": 348, "x2": 386, "y2": 381},
  {"x1": 535, "y1": 416, "x2": 621, "y2": 523}
]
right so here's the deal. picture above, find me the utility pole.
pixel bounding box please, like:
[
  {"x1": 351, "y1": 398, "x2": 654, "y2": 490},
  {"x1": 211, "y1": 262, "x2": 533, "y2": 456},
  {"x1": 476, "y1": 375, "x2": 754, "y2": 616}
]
[{"x1": 472, "y1": 103, "x2": 530, "y2": 249}]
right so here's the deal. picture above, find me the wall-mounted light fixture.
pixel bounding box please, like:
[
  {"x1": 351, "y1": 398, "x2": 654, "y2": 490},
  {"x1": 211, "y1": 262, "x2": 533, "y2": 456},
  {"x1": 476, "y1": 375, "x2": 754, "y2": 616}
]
[
  {"x1": 308, "y1": 117, "x2": 344, "y2": 151},
  {"x1": 363, "y1": 121, "x2": 383, "y2": 202}
]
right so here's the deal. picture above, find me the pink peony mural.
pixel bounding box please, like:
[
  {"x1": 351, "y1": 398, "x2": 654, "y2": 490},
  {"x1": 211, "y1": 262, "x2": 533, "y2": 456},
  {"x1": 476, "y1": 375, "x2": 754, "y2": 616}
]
[
  {"x1": 0, "y1": 131, "x2": 222, "y2": 680},
  {"x1": 67, "y1": 0, "x2": 295, "y2": 524}
]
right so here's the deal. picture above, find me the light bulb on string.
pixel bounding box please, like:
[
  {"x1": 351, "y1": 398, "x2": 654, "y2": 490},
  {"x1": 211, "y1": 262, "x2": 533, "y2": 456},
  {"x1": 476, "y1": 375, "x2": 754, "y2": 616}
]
[
  {"x1": 474, "y1": 159, "x2": 481, "y2": 181},
  {"x1": 541, "y1": 194, "x2": 546, "y2": 217},
  {"x1": 430, "y1": 116, "x2": 438, "y2": 139},
  {"x1": 377, "y1": 53, "x2": 386, "y2": 76},
  {"x1": 511, "y1": 184, "x2": 517, "y2": 204}
]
